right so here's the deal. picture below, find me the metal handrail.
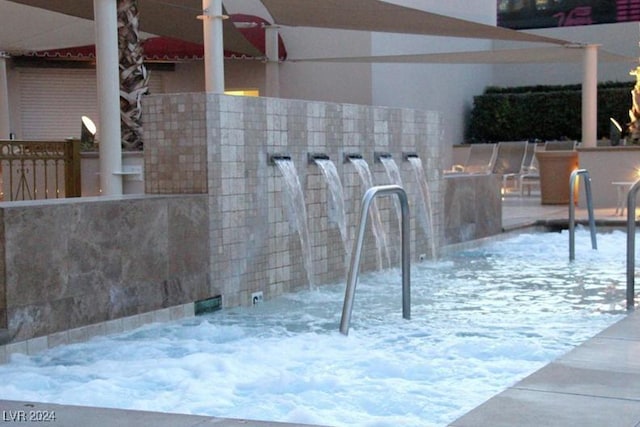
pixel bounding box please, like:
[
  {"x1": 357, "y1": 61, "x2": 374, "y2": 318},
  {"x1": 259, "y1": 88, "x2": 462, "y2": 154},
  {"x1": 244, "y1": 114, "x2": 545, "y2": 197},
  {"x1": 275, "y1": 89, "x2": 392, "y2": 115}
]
[
  {"x1": 340, "y1": 185, "x2": 410, "y2": 335},
  {"x1": 568, "y1": 169, "x2": 597, "y2": 261},
  {"x1": 0, "y1": 139, "x2": 81, "y2": 200},
  {"x1": 626, "y1": 178, "x2": 640, "y2": 310}
]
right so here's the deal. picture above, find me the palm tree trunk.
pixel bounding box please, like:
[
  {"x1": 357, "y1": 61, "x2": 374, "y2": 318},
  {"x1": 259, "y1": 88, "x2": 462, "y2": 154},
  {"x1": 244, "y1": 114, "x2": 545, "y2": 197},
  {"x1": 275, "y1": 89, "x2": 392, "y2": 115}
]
[{"x1": 117, "y1": 0, "x2": 148, "y2": 150}]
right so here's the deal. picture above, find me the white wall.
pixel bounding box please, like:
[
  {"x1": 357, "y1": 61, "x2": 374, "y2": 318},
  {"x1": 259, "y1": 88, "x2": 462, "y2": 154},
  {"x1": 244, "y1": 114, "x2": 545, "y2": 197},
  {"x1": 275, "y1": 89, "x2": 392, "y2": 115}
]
[
  {"x1": 371, "y1": 0, "x2": 496, "y2": 166},
  {"x1": 278, "y1": 27, "x2": 372, "y2": 105},
  {"x1": 158, "y1": 60, "x2": 267, "y2": 95}
]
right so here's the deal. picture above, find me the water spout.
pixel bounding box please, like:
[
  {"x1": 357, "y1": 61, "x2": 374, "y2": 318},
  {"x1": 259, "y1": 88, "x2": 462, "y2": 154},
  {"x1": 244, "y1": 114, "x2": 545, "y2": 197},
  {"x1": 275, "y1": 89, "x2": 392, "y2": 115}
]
[
  {"x1": 269, "y1": 153, "x2": 292, "y2": 164},
  {"x1": 270, "y1": 155, "x2": 315, "y2": 288},
  {"x1": 403, "y1": 152, "x2": 418, "y2": 161},
  {"x1": 308, "y1": 152, "x2": 330, "y2": 163},
  {"x1": 344, "y1": 152, "x2": 363, "y2": 163},
  {"x1": 374, "y1": 151, "x2": 392, "y2": 163},
  {"x1": 379, "y1": 155, "x2": 404, "y2": 264},
  {"x1": 406, "y1": 154, "x2": 437, "y2": 259}
]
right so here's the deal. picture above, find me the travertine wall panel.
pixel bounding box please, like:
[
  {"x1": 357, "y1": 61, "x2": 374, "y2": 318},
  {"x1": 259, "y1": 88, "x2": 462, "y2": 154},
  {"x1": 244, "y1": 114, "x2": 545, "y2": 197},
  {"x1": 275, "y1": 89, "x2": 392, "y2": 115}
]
[
  {"x1": 0, "y1": 195, "x2": 209, "y2": 342},
  {"x1": 443, "y1": 174, "x2": 502, "y2": 245}
]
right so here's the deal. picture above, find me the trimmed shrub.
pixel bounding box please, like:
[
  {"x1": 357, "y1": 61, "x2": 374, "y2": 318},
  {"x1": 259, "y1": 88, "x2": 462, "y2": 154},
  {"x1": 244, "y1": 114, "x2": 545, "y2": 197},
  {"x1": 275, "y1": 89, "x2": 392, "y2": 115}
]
[{"x1": 467, "y1": 82, "x2": 632, "y2": 143}]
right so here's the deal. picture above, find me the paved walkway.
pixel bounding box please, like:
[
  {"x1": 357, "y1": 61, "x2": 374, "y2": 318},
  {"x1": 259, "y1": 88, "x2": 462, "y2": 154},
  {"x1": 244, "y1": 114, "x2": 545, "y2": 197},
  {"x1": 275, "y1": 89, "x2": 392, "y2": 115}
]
[
  {"x1": 1, "y1": 194, "x2": 638, "y2": 427},
  {"x1": 501, "y1": 193, "x2": 628, "y2": 231}
]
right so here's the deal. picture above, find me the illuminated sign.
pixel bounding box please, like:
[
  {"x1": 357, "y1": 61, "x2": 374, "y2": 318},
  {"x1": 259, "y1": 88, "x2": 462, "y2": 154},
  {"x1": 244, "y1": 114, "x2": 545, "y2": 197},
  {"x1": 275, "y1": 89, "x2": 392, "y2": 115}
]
[{"x1": 498, "y1": 0, "x2": 640, "y2": 29}]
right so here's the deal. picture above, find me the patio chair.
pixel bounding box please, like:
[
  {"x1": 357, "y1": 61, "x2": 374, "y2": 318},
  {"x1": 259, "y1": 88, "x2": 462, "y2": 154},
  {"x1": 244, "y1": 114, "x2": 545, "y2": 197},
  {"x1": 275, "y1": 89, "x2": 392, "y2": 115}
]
[
  {"x1": 449, "y1": 144, "x2": 497, "y2": 174},
  {"x1": 518, "y1": 141, "x2": 577, "y2": 196},
  {"x1": 491, "y1": 141, "x2": 528, "y2": 193},
  {"x1": 519, "y1": 143, "x2": 541, "y2": 196}
]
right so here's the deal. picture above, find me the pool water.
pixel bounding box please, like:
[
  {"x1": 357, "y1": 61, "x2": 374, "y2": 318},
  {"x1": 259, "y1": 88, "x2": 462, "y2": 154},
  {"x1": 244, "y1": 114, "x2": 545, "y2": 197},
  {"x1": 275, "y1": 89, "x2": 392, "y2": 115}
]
[{"x1": 0, "y1": 229, "x2": 630, "y2": 427}]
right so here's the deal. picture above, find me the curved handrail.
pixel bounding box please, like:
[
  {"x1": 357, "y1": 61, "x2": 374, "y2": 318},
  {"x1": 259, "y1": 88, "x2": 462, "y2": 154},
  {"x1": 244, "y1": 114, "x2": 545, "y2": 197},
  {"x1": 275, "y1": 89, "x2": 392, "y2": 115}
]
[
  {"x1": 626, "y1": 179, "x2": 640, "y2": 310},
  {"x1": 340, "y1": 185, "x2": 410, "y2": 335},
  {"x1": 569, "y1": 169, "x2": 597, "y2": 261}
]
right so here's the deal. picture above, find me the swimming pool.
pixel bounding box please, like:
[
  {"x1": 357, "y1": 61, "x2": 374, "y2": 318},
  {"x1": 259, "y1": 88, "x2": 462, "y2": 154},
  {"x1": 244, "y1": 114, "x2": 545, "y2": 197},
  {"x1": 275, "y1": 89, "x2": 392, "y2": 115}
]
[{"x1": 0, "y1": 229, "x2": 630, "y2": 427}]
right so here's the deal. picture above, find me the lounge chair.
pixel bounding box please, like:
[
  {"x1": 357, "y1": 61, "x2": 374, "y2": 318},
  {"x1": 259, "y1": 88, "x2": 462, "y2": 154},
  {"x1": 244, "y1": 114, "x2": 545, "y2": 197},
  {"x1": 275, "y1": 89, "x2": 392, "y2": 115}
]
[
  {"x1": 449, "y1": 144, "x2": 497, "y2": 174},
  {"x1": 519, "y1": 143, "x2": 541, "y2": 196},
  {"x1": 522, "y1": 142, "x2": 537, "y2": 170},
  {"x1": 491, "y1": 141, "x2": 528, "y2": 193},
  {"x1": 518, "y1": 141, "x2": 577, "y2": 196}
]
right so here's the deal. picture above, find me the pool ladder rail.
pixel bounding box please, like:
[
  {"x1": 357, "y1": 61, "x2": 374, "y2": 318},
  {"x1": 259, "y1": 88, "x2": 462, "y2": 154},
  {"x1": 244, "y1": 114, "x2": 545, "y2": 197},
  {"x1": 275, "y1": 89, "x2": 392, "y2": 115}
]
[
  {"x1": 626, "y1": 178, "x2": 640, "y2": 310},
  {"x1": 568, "y1": 169, "x2": 597, "y2": 261},
  {"x1": 340, "y1": 184, "x2": 410, "y2": 335}
]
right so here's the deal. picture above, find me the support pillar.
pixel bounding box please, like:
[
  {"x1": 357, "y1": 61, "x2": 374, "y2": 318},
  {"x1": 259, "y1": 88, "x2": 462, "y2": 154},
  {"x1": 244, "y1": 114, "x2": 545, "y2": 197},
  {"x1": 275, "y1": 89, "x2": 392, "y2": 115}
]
[
  {"x1": 265, "y1": 25, "x2": 280, "y2": 98},
  {"x1": 0, "y1": 53, "x2": 11, "y2": 139},
  {"x1": 582, "y1": 44, "x2": 598, "y2": 148},
  {"x1": 202, "y1": 0, "x2": 225, "y2": 93},
  {"x1": 94, "y1": 0, "x2": 123, "y2": 195}
]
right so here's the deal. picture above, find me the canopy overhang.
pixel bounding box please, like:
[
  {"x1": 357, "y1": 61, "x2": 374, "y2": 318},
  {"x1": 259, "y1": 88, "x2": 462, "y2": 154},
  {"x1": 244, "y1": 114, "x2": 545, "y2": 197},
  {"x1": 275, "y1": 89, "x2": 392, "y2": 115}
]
[
  {"x1": 259, "y1": 0, "x2": 572, "y2": 45},
  {"x1": 3, "y1": 0, "x2": 264, "y2": 57},
  {"x1": 291, "y1": 46, "x2": 637, "y2": 65},
  {"x1": 5, "y1": 0, "x2": 573, "y2": 56},
  {"x1": 22, "y1": 14, "x2": 288, "y2": 62}
]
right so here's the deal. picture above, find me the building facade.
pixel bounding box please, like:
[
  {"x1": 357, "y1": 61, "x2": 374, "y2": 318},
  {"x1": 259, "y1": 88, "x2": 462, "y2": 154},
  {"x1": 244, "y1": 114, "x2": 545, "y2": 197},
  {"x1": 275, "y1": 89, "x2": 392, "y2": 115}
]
[{"x1": 1, "y1": 0, "x2": 637, "y2": 155}]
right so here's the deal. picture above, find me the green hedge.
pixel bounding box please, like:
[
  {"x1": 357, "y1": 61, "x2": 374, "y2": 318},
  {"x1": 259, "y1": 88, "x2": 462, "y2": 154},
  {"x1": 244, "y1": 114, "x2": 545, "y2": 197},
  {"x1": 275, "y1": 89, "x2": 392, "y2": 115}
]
[{"x1": 466, "y1": 82, "x2": 632, "y2": 143}]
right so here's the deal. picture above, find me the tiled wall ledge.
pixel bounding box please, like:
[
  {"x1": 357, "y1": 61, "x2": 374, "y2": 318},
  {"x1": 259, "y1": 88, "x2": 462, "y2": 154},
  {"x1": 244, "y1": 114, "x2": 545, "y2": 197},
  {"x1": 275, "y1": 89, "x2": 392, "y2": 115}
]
[{"x1": 0, "y1": 303, "x2": 194, "y2": 364}]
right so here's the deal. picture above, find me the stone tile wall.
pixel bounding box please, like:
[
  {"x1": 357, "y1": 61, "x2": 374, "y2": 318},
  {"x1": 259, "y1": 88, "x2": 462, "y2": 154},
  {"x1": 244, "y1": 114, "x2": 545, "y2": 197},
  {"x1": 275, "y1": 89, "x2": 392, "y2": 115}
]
[
  {"x1": 0, "y1": 94, "x2": 506, "y2": 352},
  {"x1": 0, "y1": 194, "x2": 210, "y2": 342},
  {"x1": 144, "y1": 94, "x2": 445, "y2": 307},
  {"x1": 143, "y1": 93, "x2": 208, "y2": 194}
]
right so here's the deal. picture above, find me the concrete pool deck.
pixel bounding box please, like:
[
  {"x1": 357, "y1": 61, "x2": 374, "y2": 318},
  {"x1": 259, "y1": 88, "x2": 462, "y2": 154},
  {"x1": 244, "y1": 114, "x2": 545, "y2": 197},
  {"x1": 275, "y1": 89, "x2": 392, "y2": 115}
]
[{"x1": 1, "y1": 194, "x2": 638, "y2": 427}]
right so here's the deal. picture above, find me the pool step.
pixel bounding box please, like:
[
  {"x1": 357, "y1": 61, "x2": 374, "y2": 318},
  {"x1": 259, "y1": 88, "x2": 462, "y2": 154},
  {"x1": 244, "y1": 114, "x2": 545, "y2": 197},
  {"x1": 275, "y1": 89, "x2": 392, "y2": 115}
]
[{"x1": 0, "y1": 329, "x2": 9, "y2": 345}]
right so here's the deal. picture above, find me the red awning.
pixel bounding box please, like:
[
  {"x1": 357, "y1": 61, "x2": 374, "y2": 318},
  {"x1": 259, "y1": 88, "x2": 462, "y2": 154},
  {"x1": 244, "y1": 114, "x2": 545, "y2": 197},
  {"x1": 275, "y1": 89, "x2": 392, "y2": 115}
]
[{"x1": 22, "y1": 14, "x2": 287, "y2": 62}]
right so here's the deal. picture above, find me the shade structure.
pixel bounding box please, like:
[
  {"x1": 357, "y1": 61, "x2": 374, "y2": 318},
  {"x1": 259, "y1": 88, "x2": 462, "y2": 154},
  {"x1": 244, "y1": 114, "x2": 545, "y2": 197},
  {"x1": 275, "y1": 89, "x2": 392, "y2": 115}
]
[
  {"x1": 24, "y1": 15, "x2": 288, "y2": 62},
  {"x1": 260, "y1": 0, "x2": 571, "y2": 45},
  {"x1": 5, "y1": 0, "x2": 573, "y2": 55},
  {"x1": 4, "y1": 0, "x2": 263, "y2": 57},
  {"x1": 291, "y1": 46, "x2": 636, "y2": 64}
]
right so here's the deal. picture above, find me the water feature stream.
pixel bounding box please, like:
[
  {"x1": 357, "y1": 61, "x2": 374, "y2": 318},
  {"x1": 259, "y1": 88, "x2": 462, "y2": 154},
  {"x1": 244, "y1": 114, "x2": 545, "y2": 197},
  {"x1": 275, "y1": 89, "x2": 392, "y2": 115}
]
[
  {"x1": 312, "y1": 157, "x2": 349, "y2": 255},
  {"x1": 348, "y1": 157, "x2": 391, "y2": 269},
  {"x1": 407, "y1": 155, "x2": 437, "y2": 259},
  {"x1": 273, "y1": 158, "x2": 314, "y2": 287},
  {"x1": 379, "y1": 155, "x2": 404, "y2": 263}
]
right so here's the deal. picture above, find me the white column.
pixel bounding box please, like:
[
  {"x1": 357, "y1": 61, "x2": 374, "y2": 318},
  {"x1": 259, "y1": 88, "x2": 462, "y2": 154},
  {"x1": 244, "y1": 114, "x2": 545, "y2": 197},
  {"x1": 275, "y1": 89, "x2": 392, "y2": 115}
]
[
  {"x1": 582, "y1": 44, "x2": 598, "y2": 148},
  {"x1": 94, "y1": 0, "x2": 122, "y2": 195},
  {"x1": 265, "y1": 25, "x2": 280, "y2": 98},
  {"x1": 0, "y1": 53, "x2": 11, "y2": 139},
  {"x1": 202, "y1": 0, "x2": 225, "y2": 93}
]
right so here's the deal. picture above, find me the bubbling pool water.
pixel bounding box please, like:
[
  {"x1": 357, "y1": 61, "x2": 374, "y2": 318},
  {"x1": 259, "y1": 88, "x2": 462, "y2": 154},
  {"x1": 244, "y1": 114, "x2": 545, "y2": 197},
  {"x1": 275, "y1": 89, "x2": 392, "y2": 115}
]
[{"x1": 0, "y1": 229, "x2": 631, "y2": 427}]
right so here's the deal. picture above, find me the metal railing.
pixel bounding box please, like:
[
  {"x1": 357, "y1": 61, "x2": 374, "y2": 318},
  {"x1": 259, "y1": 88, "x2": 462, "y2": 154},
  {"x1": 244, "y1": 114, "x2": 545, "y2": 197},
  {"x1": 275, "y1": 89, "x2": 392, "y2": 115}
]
[
  {"x1": 0, "y1": 139, "x2": 81, "y2": 201},
  {"x1": 568, "y1": 169, "x2": 597, "y2": 261},
  {"x1": 626, "y1": 179, "x2": 640, "y2": 310},
  {"x1": 340, "y1": 185, "x2": 410, "y2": 335}
]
